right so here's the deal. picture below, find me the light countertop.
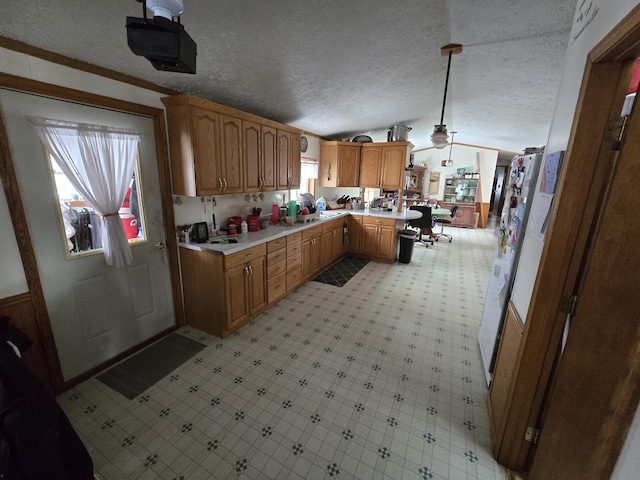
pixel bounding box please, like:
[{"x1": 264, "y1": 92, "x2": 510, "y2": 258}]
[{"x1": 179, "y1": 208, "x2": 421, "y2": 255}]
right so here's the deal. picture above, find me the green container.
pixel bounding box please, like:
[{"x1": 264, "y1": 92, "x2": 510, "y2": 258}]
[{"x1": 288, "y1": 200, "x2": 297, "y2": 220}]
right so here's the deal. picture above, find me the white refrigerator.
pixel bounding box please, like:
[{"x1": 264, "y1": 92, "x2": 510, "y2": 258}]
[{"x1": 478, "y1": 152, "x2": 542, "y2": 386}]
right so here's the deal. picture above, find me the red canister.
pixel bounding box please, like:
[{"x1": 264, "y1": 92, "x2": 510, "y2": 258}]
[
  {"x1": 247, "y1": 215, "x2": 261, "y2": 232},
  {"x1": 228, "y1": 216, "x2": 242, "y2": 227}
]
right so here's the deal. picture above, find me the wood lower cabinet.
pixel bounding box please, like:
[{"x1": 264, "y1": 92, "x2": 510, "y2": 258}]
[
  {"x1": 348, "y1": 215, "x2": 364, "y2": 254},
  {"x1": 302, "y1": 224, "x2": 323, "y2": 280},
  {"x1": 440, "y1": 203, "x2": 476, "y2": 228},
  {"x1": 320, "y1": 217, "x2": 346, "y2": 268},
  {"x1": 179, "y1": 244, "x2": 267, "y2": 338},
  {"x1": 286, "y1": 231, "x2": 303, "y2": 292},
  {"x1": 361, "y1": 216, "x2": 397, "y2": 262},
  {"x1": 266, "y1": 238, "x2": 287, "y2": 304}
]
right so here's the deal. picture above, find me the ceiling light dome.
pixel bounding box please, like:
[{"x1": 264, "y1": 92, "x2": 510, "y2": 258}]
[{"x1": 430, "y1": 125, "x2": 449, "y2": 149}]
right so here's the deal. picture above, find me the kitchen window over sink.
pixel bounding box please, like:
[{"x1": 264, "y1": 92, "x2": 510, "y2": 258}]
[{"x1": 290, "y1": 158, "x2": 318, "y2": 200}]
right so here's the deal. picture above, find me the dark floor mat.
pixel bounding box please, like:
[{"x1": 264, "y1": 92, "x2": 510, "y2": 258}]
[
  {"x1": 96, "y1": 333, "x2": 206, "y2": 400},
  {"x1": 313, "y1": 256, "x2": 370, "y2": 287}
]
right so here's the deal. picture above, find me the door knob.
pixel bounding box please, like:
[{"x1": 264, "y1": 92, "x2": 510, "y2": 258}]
[{"x1": 155, "y1": 242, "x2": 166, "y2": 250}]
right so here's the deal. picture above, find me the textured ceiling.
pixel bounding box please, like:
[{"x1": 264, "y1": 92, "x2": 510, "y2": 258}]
[{"x1": 2, "y1": 0, "x2": 576, "y2": 154}]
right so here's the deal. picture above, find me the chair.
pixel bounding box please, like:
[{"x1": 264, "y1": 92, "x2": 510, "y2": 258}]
[
  {"x1": 407, "y1": 205, "x2": 435, "y2": 246},
  {"x1": 434, "y1": 205, "x2": 459, "y2": 242}
]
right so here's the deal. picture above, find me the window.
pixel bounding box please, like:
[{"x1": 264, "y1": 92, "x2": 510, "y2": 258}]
[
  {"x1": 290, "y1": 158, "x2": 318, "y2": 200},
  {"x1": 49, "y1": 153, "x2": 146, "y2": 257}
]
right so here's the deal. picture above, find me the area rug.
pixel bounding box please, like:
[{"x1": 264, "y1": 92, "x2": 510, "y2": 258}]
[
  {"x1": 96, "y1": 333, "x2": 206, "y2": 400},
  {"x1": 313, "y1": 256, "x2": 370, "y2": 287}
]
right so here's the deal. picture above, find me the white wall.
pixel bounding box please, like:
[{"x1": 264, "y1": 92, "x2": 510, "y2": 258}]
[{"x1": 412, "y1": 144, "x2": 498, "y2": 202}]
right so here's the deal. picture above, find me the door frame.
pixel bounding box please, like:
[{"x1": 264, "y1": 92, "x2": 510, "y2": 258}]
[
  {"x1": 0, "y1": 71, "x2": 184, "y2": 393},
  {"x1": 489, "y1": 4, "x2": 640, "y2": 473}
]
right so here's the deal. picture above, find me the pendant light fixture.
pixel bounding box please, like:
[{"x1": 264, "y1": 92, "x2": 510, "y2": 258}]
[
  {"x1": 446, "y1": 131, "x2": 457, "y2": 166},
  {"x1": 431, "y1": 44, "x2": 462, "y2": 149}
]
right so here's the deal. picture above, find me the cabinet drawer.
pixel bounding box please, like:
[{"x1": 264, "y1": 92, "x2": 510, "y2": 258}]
[
  {"x1": 267, "y1": 259, "x2": 286, "y2": 279},
  {"x1": 287, "y1": 252, "x2": 302, "y2": 268},
  {"x1": 362, "y1": 216, "x2": 396, "y2": 227},
  {"x1": 267, "y1": 238, "x2": 286, "y2": 253},
  {"x1": 303, "y1": 224, "x2": 323, "y2": 239},
  {"x1": 267, "y1": 272, "x2": 287, "y2": 304},
  {"x1": 287, "y1": 265, "x2": 302, "y2": 291},
  {"x1": 224, "y1": 244, "x2": 266, "y2": 271},
  {"x1": 267, "y1": 249, "x2": 287, "y2": 266},
  {"x1": 287, "y1": 231, "x2": 302, "y2": 244},
  {"x1": 287, "y1": 242, "x2": 302, "y2": 257},
  {"x1": 322, "y1": 217, "x2": 342, "y2": 231}
]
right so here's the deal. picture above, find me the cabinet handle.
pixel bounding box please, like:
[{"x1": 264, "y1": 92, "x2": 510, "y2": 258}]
[
  {"x1": 249, "y1": 265, "x2": 253, "y2": 275},
  {"x1": 244, "y1": 266, "x2": 249, "y2": 277},
  {"x1": 218, "y1": 178, "x2": 223, "y2": 190},
  {"x1": 223, "y1": 178, "x2": 228, "y2": 190}
]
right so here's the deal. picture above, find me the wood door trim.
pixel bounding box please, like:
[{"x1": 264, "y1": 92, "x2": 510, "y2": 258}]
[
  {"x1": 0, "y1": 71, "x2": 184, "y2": 392},
  {"x1": 0, "y1": 107, "x2": 65, "y2": 393},
  {"x1": 0, "y1": 36, "x2": 178, "y2": 97},
  {"x1": 491, "y1": 4, "x2": 640, "y2": 471}
]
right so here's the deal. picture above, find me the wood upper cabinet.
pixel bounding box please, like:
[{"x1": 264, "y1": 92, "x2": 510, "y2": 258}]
[
  {"x1": 360, "y1": 142, "x2": 412, "y2": 190},
  {"x1": 243, "y1": 121, "x2": 276, "y2": 192},
  {"x1": 219, "y1": 114, "x2": 243, "y2": 194},
  {"x1": 162, "y1": 95, "x2": 301, "y2": 196},
  {"x1": 277, "y1": 130, "x2": 301, "y2": 190},
  {"x1": 380, "y1": 143, "x2": 410, "y2": 189},
  {"x1": 360, "y1": 145, "x2": 383, "y2": 188},
  {"x1": 163, "y1": 103, "x2": 240, "y2": 196},
  {"x1": 319, "y1": 141, "x2": 361, "y2": 187}
]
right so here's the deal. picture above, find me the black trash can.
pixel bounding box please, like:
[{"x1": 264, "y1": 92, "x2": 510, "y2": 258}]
[{"x1": 398, "y1": 229, "x2": 417, "y2": 264}]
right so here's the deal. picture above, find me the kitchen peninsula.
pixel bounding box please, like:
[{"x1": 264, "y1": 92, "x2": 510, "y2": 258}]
[{"x1": 179, "y1": 208, "x2": 420, "y2": 338}]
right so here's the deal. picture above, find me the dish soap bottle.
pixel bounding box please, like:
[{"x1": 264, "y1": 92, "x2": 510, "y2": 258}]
[{"x1": 316, "y1": 197, "x2": 326, "y2": 211}]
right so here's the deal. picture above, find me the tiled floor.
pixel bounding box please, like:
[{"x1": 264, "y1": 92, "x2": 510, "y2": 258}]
[{"x1": 58, "y1": 220, "x2": 508, "y2": 480}]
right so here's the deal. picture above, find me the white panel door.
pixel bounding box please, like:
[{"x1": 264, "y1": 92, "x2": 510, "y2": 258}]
[{"x1": 0, "y1": 89, "x2": 175, "y2": 380}]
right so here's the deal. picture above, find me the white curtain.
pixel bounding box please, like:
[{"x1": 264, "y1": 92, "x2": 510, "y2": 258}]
[{"x1": 30, "y1": 117, "x2": 142, "y2": 267}]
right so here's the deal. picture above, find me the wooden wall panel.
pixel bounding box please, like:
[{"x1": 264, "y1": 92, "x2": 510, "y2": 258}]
[
  {"x1": 0, "y1": 293, "x2": 54, "y2": 391},
  {"x1": 488, "y1": 302, "x2": 524, "y2": 456}
]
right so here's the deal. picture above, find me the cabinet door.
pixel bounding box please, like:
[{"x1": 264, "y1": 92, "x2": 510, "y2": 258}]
[
  {"x1": 192, "y1": 106, "x2": 223, "y2": 194},
  {"x1": 360, "y1": 146, "x2": 382, "y2": 188},
  {"x1": 243, "y1": 121, "x2": 262, "y2": 192},
  {"x1": 220, "y1": 114, "x2": 243, "y2": 193},
  {"x1": 277, "y1": 130, "x2": 291, "y2": 189},
  {"x1": 226, "y1": 264, "x2": 249, "y2": 331},
  {"x1": 381, "y1": 145, "x2": 407, "y2": 189},
  {"x1": 377, "y1": 226, "x2": 397, "y2": 261},
  {"x1": 338, "y1": 145, "x2": 361, "y2": 187},
  {"x1": 348, "y1": 216, "x2": 364, "y2": 253},
  {"x1": 248, "y1": 256, "x2": 267, "y2": 315},
  {"x1": 320, "y1": 229, "x2": 334, "y2": 267},
  {"x1": 290, "y1": 133, "x2": 301, "y2": 189},
  {"x1": 262, "y1": 126, "x2": 277, "y2": 191},
  {"x1": 362, "y1": 224, "x2": 379, "y2": 257},
  {"x1": 332, "y1": 221, "x2": 345, "y2": 259},
  {"x1": 302, "y1": 235, "x2": 322, "y2": 278}
]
